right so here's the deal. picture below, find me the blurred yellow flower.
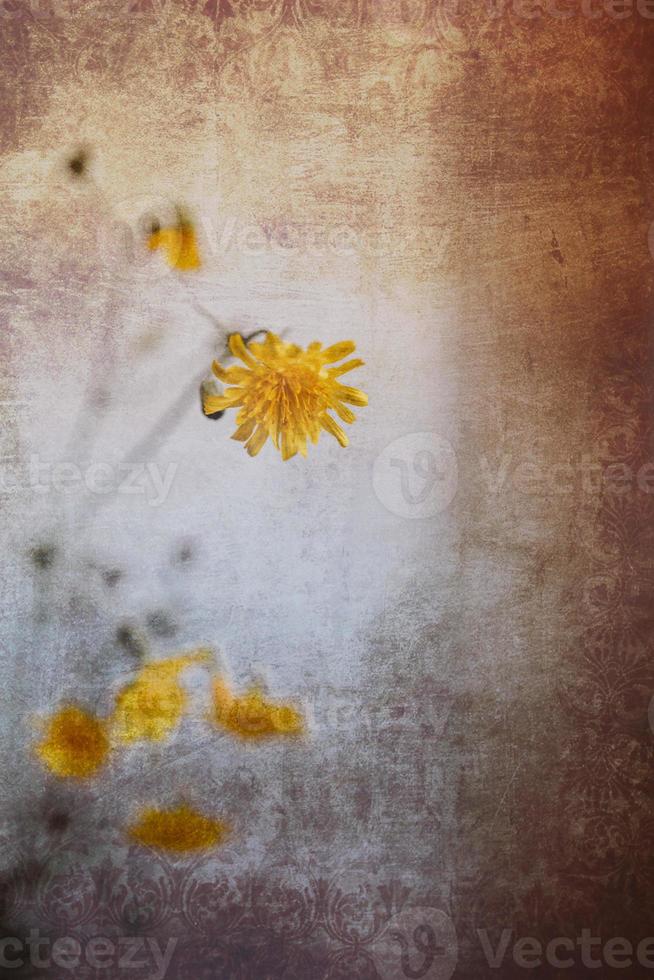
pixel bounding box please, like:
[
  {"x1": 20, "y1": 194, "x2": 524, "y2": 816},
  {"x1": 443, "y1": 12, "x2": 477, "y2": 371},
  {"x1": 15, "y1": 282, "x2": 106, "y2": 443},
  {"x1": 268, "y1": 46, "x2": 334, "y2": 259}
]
[
  {"x1": 211, "y1": 677, "x2": 304, "y2": 740},
  {"x1": 148, "y1": 215, "x2": 201, "y2": 271},
  {"x1": 112, "y1": 650, "x2": 212, "y2": 743},
  {"x1": 202, "y1": 332, "x2": 367, "y2": 460},
  {"x1": 128, "y1": 804, "x2": 228, "y2": 852},
  {"x1": 36, "y1": 706, "x2": 109, "y2": 778}
]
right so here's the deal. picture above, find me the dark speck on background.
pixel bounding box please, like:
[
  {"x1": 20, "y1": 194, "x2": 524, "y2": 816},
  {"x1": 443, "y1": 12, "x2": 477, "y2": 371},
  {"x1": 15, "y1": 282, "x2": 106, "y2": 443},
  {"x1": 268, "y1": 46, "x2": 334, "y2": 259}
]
[
  {"x1": 174, "y1": 540, "x2": 195, "y2": 565},
  {"x1": 102, "y1": 568, "x2": 123, "y2": 589},
  {"x1": 67, "y1": 147, "x2": 90, "y2": 179},
  {"x1": 147, "y1": 610, "x2": 177, "y2": 638},
  {"x1": 116, "y1": 624, "x2": 147, "y2": 659},
  {"x1": 29, "y1": 544, "x2": 57, "y2": 571}
]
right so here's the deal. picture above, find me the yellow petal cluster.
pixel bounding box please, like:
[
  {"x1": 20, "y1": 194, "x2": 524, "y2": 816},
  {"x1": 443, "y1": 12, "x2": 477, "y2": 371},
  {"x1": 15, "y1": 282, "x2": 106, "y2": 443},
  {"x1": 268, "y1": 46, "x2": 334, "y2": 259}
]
[
  {"x1": 148, "y1": 217, "x2": 201, "y2": 271},
  {"x1": 33, "y1": 652, "x2": 305, "y2": 854},
  {"x1": 202, "y1": 332, "x2": 367, "y2": 460},
  {"x1": 112, "y1": 650, "x2": 212, "y2": 743},
  {"x1": 211, "y1": 677, "x2": 304, "y2": 740},
  {"x1": 36, "y1": 706, "x2": 109, "y2": 778},
  {"x1": 127, "y1": 804, "x2": 228, "y2": 852}
]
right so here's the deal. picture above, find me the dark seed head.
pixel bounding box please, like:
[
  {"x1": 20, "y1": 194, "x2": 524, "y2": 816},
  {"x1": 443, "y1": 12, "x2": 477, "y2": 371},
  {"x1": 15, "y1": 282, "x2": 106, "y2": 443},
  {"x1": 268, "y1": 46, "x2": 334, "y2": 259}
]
[
  {"x1": 30, "y1": 544, "x2": 57, "y2": 570},
  {"x1": 116, "y1": 624, "x2": 147, "y2": 659},
  {"x1": 67, "y1": 149, "x2": 89, "y2": 178},
  {"x1": 102, "y1": 568, "x2": 123, "y2": 589},
  {"x1": 175, "y1": 541, "x2": 195, "y2": 565}
]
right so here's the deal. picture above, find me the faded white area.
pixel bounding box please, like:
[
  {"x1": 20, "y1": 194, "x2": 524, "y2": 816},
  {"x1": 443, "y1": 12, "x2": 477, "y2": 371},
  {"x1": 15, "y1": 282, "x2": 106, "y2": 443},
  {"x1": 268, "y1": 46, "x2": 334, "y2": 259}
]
[{"x1": 0, "y1": 88, "x2": 459, "y2": 881}]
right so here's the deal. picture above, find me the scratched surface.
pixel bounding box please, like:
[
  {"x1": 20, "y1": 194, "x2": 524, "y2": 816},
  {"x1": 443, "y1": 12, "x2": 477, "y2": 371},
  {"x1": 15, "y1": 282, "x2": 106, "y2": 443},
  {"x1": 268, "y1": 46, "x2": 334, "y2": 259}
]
[{"x1": 1, "y1": 2, "x2": 654, "y2": 978}]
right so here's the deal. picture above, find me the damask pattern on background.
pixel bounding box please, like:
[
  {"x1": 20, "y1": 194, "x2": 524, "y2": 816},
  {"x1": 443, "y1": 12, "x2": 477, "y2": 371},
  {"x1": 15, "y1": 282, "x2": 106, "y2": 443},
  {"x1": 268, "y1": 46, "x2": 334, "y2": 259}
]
[
  {"x1": 0, "y1": 843, "x2": 453, "y2": 978},
  {"x1": 1, "y1": 1, "x2": 654, "y2": 978}
]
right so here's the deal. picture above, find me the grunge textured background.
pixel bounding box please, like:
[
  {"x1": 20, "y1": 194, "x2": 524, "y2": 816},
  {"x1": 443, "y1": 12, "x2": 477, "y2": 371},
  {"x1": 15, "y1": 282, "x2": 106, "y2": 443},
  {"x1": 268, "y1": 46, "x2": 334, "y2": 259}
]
[{"x1": 1, "y1": 1, "x2": 654, "y2": 977}]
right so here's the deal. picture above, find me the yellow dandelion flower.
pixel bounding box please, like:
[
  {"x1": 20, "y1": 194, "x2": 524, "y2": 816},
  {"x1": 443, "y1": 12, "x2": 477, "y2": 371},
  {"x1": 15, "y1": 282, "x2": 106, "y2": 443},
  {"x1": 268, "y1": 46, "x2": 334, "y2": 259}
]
[
  {"x1": 211, "y1": 677, "x2": 304, "y2": 740},
  {"x1": 202, "y1": 332, "x2": 368, "y2": 460},
  {"x1": 36, "y1": 706, "x2": 110, "y2": 779},
  {"x1": 128, "y1": 804, "x2": 228, "y2": 852},
  {"x1": 147, "y1": 214, "x2": 201, "y2": 271},
  {"x1": 112, "y1": 650, "x2": 212, "y2": 743}
]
